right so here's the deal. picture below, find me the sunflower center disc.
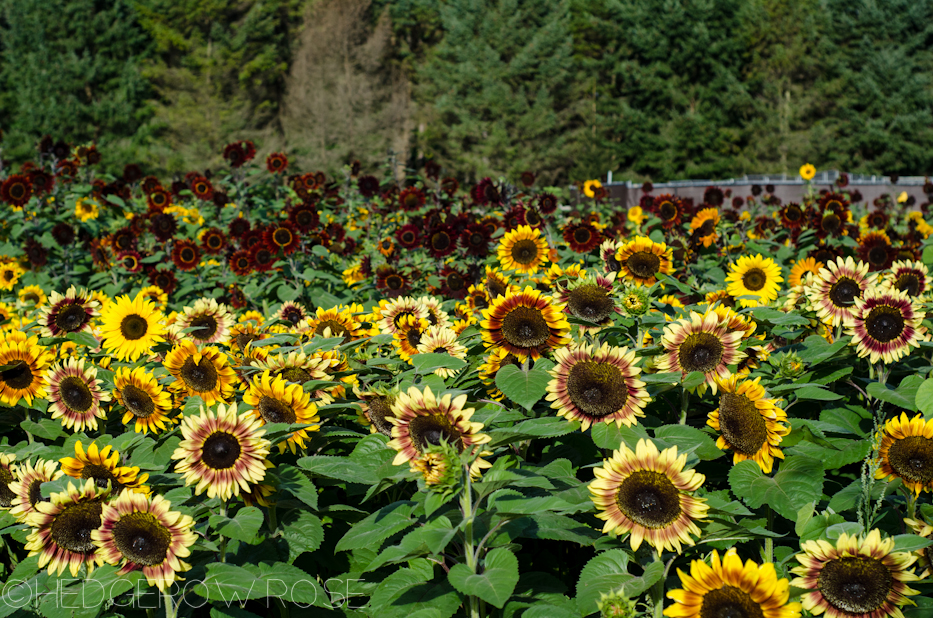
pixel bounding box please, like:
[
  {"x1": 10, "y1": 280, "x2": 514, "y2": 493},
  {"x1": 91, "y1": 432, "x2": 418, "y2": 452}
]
[
  {"x1": 829, "y1": 278, "x2": 860, "y2": 307},
  {"x1": 387, "y1": 275, "x2": 404, "y2": 290},
  {"x1": 626, "y1": 251, "x2": 661, "y2": 279},
  {"x1": 867, "y1": 246, "x2": 889, "y2": 266},
  {"x1": 113, "y1": 512, "x2": 171, "y2": 566},
  {"x1": 567, "y1": 285, "x2": 614, "y2": 322},
  {"x1": 367, "y1": 397, "x2": 395, "y2": 436},
  {"x1": 28, "y1": 479, "x2": 44, "y2": 507},
  {"x1": 120, "y1": 315, "x2": 149, "y2": 340},
  {"x1": 316, "y1": 320, "x2": 349, "y2": 339},
  {"x1": 511, "y1": 239, "x2": 539, "y2": 265},
  {"x1": 189, "y1": 315, "x2": 218, "y2": 341},
  {"x1": 123, "y1": 384, "x2": 156, "y2": 418},
  {"x1": 208, "y1": 235, "x2": 222, "y2": 249},
  {"x1": 896, "y1": 273, "x2": 921, "y2": 297},
  {"x1": 487, "y1": 276, "x2": 507, "y2": 299},
  {"x1": 888, "y1": 435, "x2": 933, "y2": 484},
  {"x1": 282, "y1": 308, "x2": 303, "y2": 324},
  {"x1": 817, "y1": 556, "x2": 892, "y2": 614},
  {"x1": 432, "y1": 232, "x2": 451, "y2": 251},
  {"x1": 447, "y1": 274, "x2": 465, "y2": 291},
  {"x1": 273, "y1": 229, "x2": 292, "y2": 246},
  {"x1": 741, "y1": 268, "x2": 767, "y2": 292},
  {"x1": 822, "y1": 213, "x2": 841, "y2": 233},
  {"x1": 698, "y1": 585, "x2": 765, "y2": 618},
  {"x1": 50, "y1": 501, "x2": 103, "y2": 553},
  {"x1": 660, "y1": 202, "x2": 676, "y2": 220},
  {"x1": 181, "y1": 248, "x2": 195, "y2": 263},
  {"x1": 0, "y1": 469, "x2": 14, "y2": 507},
  {"x1": 180, "y1": 356, "x2": 219, "y2": 392},
  {"x1": 501, "y1": 306, "x2": 550, "y2": 349},
  {"x1": 410, "y1": 415, "x2": 463, "y2": 453},
  {"x1": 566, "y1": 361, "x2": 627, "y2": 418},
  {"x1": 718, "y1": 392, "x2": 769, "y2": 456},
  {"x1": 55, "y1": 303, "x2": 89, "y2": 332},
  {"x1": 278, "y1": 367, "x2": 311, "y2": 383},
  {"x1": 573, "y1": 228, "x2": 592, "y2": 245},
  {"x1": 678, "y1": 332, "x2": 724, "y2": 373},
  {"x1": 616, "y1": 470, "x2": 681, "y2": 529},
  {"x1": 786, "y1": 206, "x2": 802, "y2": 222},
  {"x1": 865, "y1": 306, "x2": 905, "y2": 343},
  {"x1": 258, "y1": 396, "x2": 297, "y2": 424},
  {"x1": 60, "y1": 376, "x2": 94, "y2": 413},
  {"x1": 82, "y1": 463, "x2": 124, "y2": 492},
  {"x1": 202, "y1": 432, "x2": 242, "y2": 469},
  {"x1": 1, "y1": 362, "x2": 34, "y2": 390},
  {"x1": 10, "y1": 184, "x2": 25, "y2": 200}
]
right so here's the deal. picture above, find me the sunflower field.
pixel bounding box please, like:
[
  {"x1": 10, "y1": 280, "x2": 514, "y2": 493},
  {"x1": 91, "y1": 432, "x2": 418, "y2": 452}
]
[{"x1": 1, "y1": 145, "x2": 933, "y2": 618}]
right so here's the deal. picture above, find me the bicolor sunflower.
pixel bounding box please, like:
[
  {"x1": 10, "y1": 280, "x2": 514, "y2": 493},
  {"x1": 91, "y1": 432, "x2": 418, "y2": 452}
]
[
  {"x1": 415, "y1": 326, "x2": 468, "y2": 379},
  {"x1": 654, "y1": 194, "x2": 684, "y2": 229},
  {"x1": 163, "y1": 341, "x2": 237, "y2": 406},
  {"x1": 8, "y1": 458, "x2": 62, "y2": 522},
  {"x1": 93, "y1": 491, "x2": 196, "y2": 592},
  {"x1": 562, "y1": 221, "x2": 602, "y2": 253},
  {"x1": 876, "y1": 413, "x2": 933, "y2": 496},
  {"x1": 113, "y1": 366, "x2": 175, "y2": 434},
  {"x1": 615, "y1": 237, "x2": 672, "y2": 286},
  {"x1": 99, "y1": 293, "x2": 166, "y2": 362},
  {"x1": 0, "y1": 332, "x2": 52, "y2": 407},
  {"x1": 791, "y1": 529, "x2": 920, "y2": 618},
  {"x1": 47, "y1": 358, "x2": 111, "y2": 432},
  {"x1": 884, "y1": 260, "x2": 931, "y2": 299},
  {"x1": 25, "y1": 479, "x2": 108, "y2": 576},
  {"x1": 354, "y1": 386, "x2": 398, "y2": 436},
  {"x1": 665, "y1": 548, "x2": 801, "y2": 618},
  {"x1": 0, "y1": 453, "x2": 16, "y2": 509},
  {"x1": 555, "y1": 273, "x2": 620, "y2": 331},
  {"x1": 481, "y1": 286, "x2": 571, "y2": 361},
  {"x1": 243, "y1": 370, "x2": 320, "y2": 454},
  {"x1": 172, "y1": 298, "x2": 234, "y2": 345},
  {"x1": 393, "y1": 313, "x2": 431, "y2": 362},
  {"x1": 37, "y1": 286, "x2": 100, "y2": 337},
  {"x1": 903, "y1": 516, "x2": 933, "y2": 578},
  {"x1": 299, "y1": 304, "x2": 362, "y2": 343},
  {"x1": 725, "y1": 254, "x2": 783, "y2": 308},
  {"x1": 847, "y1": 289, "x2": 925, "y2": 364},
  {"x1": 387, "y1": 386, "x2": 491, "y2": 477},
  {"x1": 656, "y1": 311, "x2": 745, "y2": 394},
  {"x1": 590, "y1": 439, "x2": 708, "y2": 553},
  {"x1": 806, "y1": 256, "x2": 875, "y2": 328},
  {"x1": 60, "y1": 441, "x2": 149, "y2": 495},
  {"x1": 709, "y1": 374, "x2": 789, "y2": 473},
  {"x1": 777, "y1": 202, "x2": 807, "y2": 230},
  {"x1": 172, "y1": 402, "x2": 273, "y2": 501},
  {"x1": 497, "y1": 225, "x2": 549, "y2": 275},
  {"x1": 546, "y1": 342, "x2": 648, "y2": 430},
  {"x1": 375, "y1": 297, "x2": 430, "y2": 336},
  {"x1": 417, "y1": 295, "x2": 451, "y2": 328}
]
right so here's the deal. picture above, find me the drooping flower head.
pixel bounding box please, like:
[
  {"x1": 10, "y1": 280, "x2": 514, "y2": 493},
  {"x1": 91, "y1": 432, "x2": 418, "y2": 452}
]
[{"x1": 708, "y1": 374, "x2": 789, "y2": 473}]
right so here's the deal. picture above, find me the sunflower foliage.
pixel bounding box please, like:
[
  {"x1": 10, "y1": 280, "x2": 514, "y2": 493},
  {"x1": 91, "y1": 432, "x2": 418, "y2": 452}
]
[{"x1": 1, "y1": 148, "x2": 933, "y2": 618}]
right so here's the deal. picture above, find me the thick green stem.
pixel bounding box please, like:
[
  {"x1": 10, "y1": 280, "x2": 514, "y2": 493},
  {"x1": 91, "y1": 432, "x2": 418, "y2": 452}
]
[
  {"x1": 268, "y1": 504, "x2": 278, "y2": 534},
  {"x1": 461, "y1": 465, "x2": 481, "y2": 618},
  {"x1": 219, "y1": 501, "x2": 227, "y2": 563},
  {"x1": 163, "y1": 589, "x2": 176, "y2": 618},
  {"x1": 764, "y1": 505, "x2": 774, "y2": 564},
  {"x1": 679, "y1": 388, "x2": 689, "y2": 424},
  {"x1": 651, "y1": 550, "x2": 665, "y2": 618},
  {"x1": 907, "y1": 493, "x2": 917, "y2": 520}
]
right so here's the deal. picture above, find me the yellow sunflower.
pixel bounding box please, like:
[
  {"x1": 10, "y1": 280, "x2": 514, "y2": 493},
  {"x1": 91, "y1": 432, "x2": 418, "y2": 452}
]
[
  {"x1": 800, "y1": 163, "x2": 816, "y2": 180},
  {"x1": 665, "y1": 548, "x2": 801, "y2": 618},
  {"x1": 60, "y1": 441, "x2": 150, "y2": 495},
  {"x1": 583, "y1": 179, "x2": 602, "y2": 198},
  {"x1": 788, "y1": 257, "x2": 823, "y2": 288},
  {"x1": 0, "y1": 262, "x2": 24, "y2": 291},
  {"x1": 25, "y1": 479, "x2": 107, "y2": 576},
  {"x1": 18, "y1": 285, "x2": 47, "y2": 308},
  {"x1": 690, "y1": 208, "x2": 720, "y2": 248},
  {"x1": 0, "y1": 332, "x2": 52, "y2": 407},
  {"x1": 163, "y1": 340, "x2": 238, "y2": 406},
  {"x1": 243, "y1": 370, "x2": 320, "y2": 454},
  {"x1": 299, "y1": 304, "x2": 363, "y2": 343},
  {"x1": 75, "y1": 197, "x2": 100, "y2": 222},
  {"x1": 99, "y1": 293, "x2": 166, "y2": 361},
  {"x1": 725, "y1": 254, "x2": 783, "y2": 308},
  {"x1": 480, "y1": 286, "x2": 571, "y2": 361},
  {"x1": 614, "y1": 237, "x2": 673, "y2": 286},
  {"x1": 415, "y1": 326, "x2": 468, "y2": 378},
  {"x1": 497, "y1": 225, "x2": 549, "y2": 275},
  {"x1": 113, "y1": 366, "x2": 176, "y2": 434},
  {"x1": 709, "y1": 374, "x2": 789, "y2": 473},
  {"x1": 8, "y1": 458, "x2": 63, "y2": 523},
  {"x1": 876, "y1": 412, "x2": 933, "y2": 496},
  {"x1": 590, "y1": 439, "x2": 708, "y2": 553}
]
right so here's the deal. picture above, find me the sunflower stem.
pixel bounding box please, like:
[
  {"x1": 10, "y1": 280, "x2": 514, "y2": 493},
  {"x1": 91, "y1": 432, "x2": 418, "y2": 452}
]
[
  {"x1": 460, "y1": 463, "x2": 481, "y2": 618},
  {"x1": 268, "y1": 503, "x2": 278, "y2": 534},
  {"x1": 218, "y1": 501, "x2": 227, "y2": 563},
  {"x1": 907, "y1": 493, "x2": 917, "y2": 520},
  {"x1": 651, "y1": 549, "x2": 665, "y2": 618},
  {"x1": 764, "y1": 505, "x2": 774, "y2": 564},
  {"x1": 679, "y1": 388, "x2": 689, "y2": 424},
  {"x1": 163, "y1": 589, "x2": 176, "y2": 618}
]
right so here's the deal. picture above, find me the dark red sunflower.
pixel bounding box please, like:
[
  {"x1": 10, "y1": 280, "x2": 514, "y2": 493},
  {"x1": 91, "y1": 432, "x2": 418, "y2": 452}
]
[
  {"x1": 249, "y1": 243, "x2": 278, "y2": 272},
  {"x1": 808, "y1": 245, "x2": 838, "y2": 266},
  {"x1": 503, "y1": 206, "x2": 526, "y2": 230},
  {"x1": 191, "y1": 176, "x2": 214, "y2": 201},
  {"x1": 240, "y1": 228, "x2": 265, "y2": 250},
  {"x1": 148, "y1": 269, "x2": 177, "y2": 295},
  {"x1": 358, "y1": 175, "x2": 380, "y2": 198},
  {"x1": 287, "y1": 203, "x2": 319, "y2": 232},
  {"x1": 147, "y1": 188, "x2": 171, "y2": 211},
  {"x1": 396, "y1": 224, "x2": 421, "y2": 250},
  {"x1": 537, "y1": 192, "x2": 558, "y2": 215},
  {"x1": 123, "y1": 164, "x2": 144, "y2": 183},
  {"x1": 324, "y1": 222, "x2": 345, "y2": 243},
  {"x1": 264, "y1": 223, "x2": 301, "y2": 255},
  {"x1": 227, "y1": 285, "x2": 247, "y2": 309},
  {"x1": 228, "y1": 250, "x2": 253, "y2": 276},
  {"x1": 304, "y1": 229, "x2": 330, "y2": 251},
  {"x1": 777, "y1": 202, "x2": 806, "y2": 229},
  {"x1": 480, "y1": 216, "x2": 500, "y2": 236},
  {"x1": 200, "y1": 228, "x2": 227, "y2": 255},
  {"x1": 149, "y1": 212, "x2": 177, "y2": 242},
  {"x1": 29, "y1": 170, "x2": 54, "y2": 194},
  {"x1": 1, "y1": 174, "x2": 32, "y2": 207},
  {"x1": 399, "y1": 187, "x2": 426, "y2": 211},
  {"x1": 89, "y1": 238, "x2": 110, "y2": 269},
  {"x1": 171, "y1": 240, "x2": 200, "y2": 271},
  {"x1": 223, "y1": 142, "x2": 247, "y2": 168},
  {"x1": 440, "y1": 177, "x2": 459, "y2": 196},
  {"x1": 228, "y1": 217, "x2": 251, "y2": 238},
  {"x1": 857, "y1": 231, "x2": 896, "y2": 272},
  {"x1": 55, "y1": 159, "x2": 78, "y2": 180},
  {"x1": 439, "y1": 266, "x2": 470, "y2": 299},
  {"x1": 473, "y1": 178, "x2": 501, "y2": 205},
  {"x1": 562, "y1": 221, "x2": 602, "y2": 253},
  {"x1": 703, "y1": 186, "x2": 725, "y2": 206},
  {"x1": 460, "y1": 223, "x2": 490, "y2": 257},
  {"x1": 111, "y1": 227, "x2": 137, "y2": 253},
  {"x1": 51, "y1": 223, "x2": 75, "y2": 247},
  {"x1": 424, "y1": 159, "x2": 441, "y2": 180},
  {"x1": 653, "y1": 194, "x2": 684, "y2": 229},
  {"x1": 376, "y1": 266, "x2": 410, "y2": 298},
  {"x1": 424, "y1": 225, "x2": 458, "y2": 259},
  {"x1": 117, "y1": 250, "x2": 142, "y2": 273},
  {"x1": 24, "y1": 239, "x2": 48, "y2": 268},
  {"x1": 266, "y1": 152, "x2": 288, "y2": 174},
  {"x1": 865, "y1": 210, "x2": 889, "y2": 230},
  {"x1": 140, "y1": 175, "x2": 161, "y2": 193},
  {"x1": 520, "y1": 170, "x2": 536, "y2": 187}
]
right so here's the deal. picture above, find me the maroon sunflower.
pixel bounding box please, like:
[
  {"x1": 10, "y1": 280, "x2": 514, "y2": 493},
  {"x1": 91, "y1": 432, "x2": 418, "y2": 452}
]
[
  {"x1": 228, "y1": 250, "x2": 253, "y2": 276},
  {"x1": 777, "y1": 202, "x2": 806, "y2": 230},
  {"x1": 149, "y1": 212, "x2": 177, "y2": 242},
  {"x1": 140, "y1": 175, "x2": 161, "y2": 193},
  {"x1": 29, "y1": 170, "x2": 54, "y2": 194},
  {"x1": 424, "y1": 225, "x2": 458, "y2": 259},
  {"x1": 503, "y1": 205, "x2": 527, "y2": 230},
  {"x1": 240, "y1": 227, "x2": 265, "y2": 250},
  {"x1": 171, "y1": 240, "x2": 200, "y2": 272},
  {"x1": 148, "y1": 269, "x2": 177, "y2": 295},
  {"x1": 857, "y1": 231, "x2": 895, "y2": 272},
  {"x1": 117, "y1": 251, "x2": 142, "y2": 273},
  {"x1": 439, "y1": 266, "x2": 470, "y2": 300},
  {"x1": 653, "y1": 194, "x2": 684, "y2": 229},
  {"x1": 461, "y1": 222, "x2": 491, "y2": 257},
  {"x1": 358, "y1": 175, "x2": 380, "y2": 198},
  {"x1": 440, "y1": 177, "x2": 459, "y2": 196},
  {"x1": 1, "y1": 174, "x2": 32, "y2": 208},
  {"x1": 249, "y1": 243, "x2": 278, "y2": 272},
  {"x1": 228, "y1": 217, "x2": 251, "y2": 238},
  {"x1": 190, "y1": 175, "x2": 213, "y2": 201},
  {"x1": 222, "y1": 141, "x2": 247, "y2": 168},
  {"x1": 200, "y1": 227, "x2": 227, "y2": 255},
  {"x1": 865, "y1": 210, "x2": 889, "y2": 230},
  {"x1": 266, "y1": 152, "x2": 288, "y2": 174},
  {"x1": 111, "y1": 227, "x2": 137, "y2": 253},
  {"x1": 399, "y1": 186, "x2": 426, "y2": 211},
  {"x1": 376, "y1": 266, "x2": 410, "y2": 298},
  {"x1": 264, "y1": 223, "x2": 301, "y2": 255},
  {"x1": 287, "y1": 203, "x2": 319, "y2": 231},
  {"x1": 396, "y1": 224, "x2": 421, "y2": 250},
  {"x1": 813, "y1": 192, "x2": 850, "y2": 238},
  {"x1": 537, "y1": 192, "x2": 558, "y2": 215},
  {"x1": 563, "y1": 221, "x2": 602, "y2": 253},
  {"x1": 146, "y1": 187, "x2": 171, "y2": 211},
  {"x1": 56, "y1": 159, "x2": 78, "y2": 179}
]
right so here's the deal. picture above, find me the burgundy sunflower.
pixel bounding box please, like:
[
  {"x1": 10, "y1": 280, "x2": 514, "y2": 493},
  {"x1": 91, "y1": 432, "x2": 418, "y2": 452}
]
[
  {"x1": 266, "y1": 152, "x2": 288, "y2": 174},
  {"x1": 190, "y1": 175, "x2": 213, "y2": 201},
  {"x1": 460, "y1": 222, "x2": 491, "y2": 257},
  {"x1": 1, "y1": 174, "x2": 32, "y2": 208},
  {"x1": 148, "y1": 269, "x2": 178, "y2": 295},
  {"x1": 249, "y1": 243, "x2": 278, "y2": 272},
  {"x1": 228, "y1": 250, "x2": 253, "y2": 276},
  {"x1": 396, "y1": 224, "x2": 421, "y2": 250},
  {"x1": 438, "y1": 266, "x2": 470, "y2": 300},
  {"x1": 399, "y1": 186, "x2": 426, "y2": 211},
  {"x1": 376, "y1": 266, "x2": 410, "y2": 298},
  {"x1": 149, "y1": 212, "x2": 178, "y2": 242},
  {"x1": 653, "y1": 194, "x2": 684, "y2": 229},
  {"x1": 171, "y1": 240, "x2": 200, "y2": 272},
  {"x1": 562, "y1": 221, "x2": 602, "y2": 253},
  {"x1": 856, "y1": 230, "x2": 895, "y2": 272},
  {"x1": 200, "y1": 227, "x2": 227, "y2": 255},
  {"x1": 264, "y1": 223, "x2": 301, "y2": 255},
  {"x1": 424, "y1": 225, "x2": 458, "y2": 258}
]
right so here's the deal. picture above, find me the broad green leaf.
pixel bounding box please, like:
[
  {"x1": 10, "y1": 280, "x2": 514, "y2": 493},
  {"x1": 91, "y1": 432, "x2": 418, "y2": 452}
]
[
  {"x1": 66, "y1": 330, "x2": 98, "y2": 347},
  {"x1": 277, "y1": 465, "x2": 319, "y2": 510},
  {"x1": 793, "y1": 385, "x2": 843, "y2": 401},
  {"x1": 335, "y1": 501, "x2": 418, "y2": 552},
  {"x1": 21, "y1": 418, "x2": 64, "y2": 441},
  {"x1": 653, "y1": 424, "x2": 723, "y2": 460},
  {"x1": 448, "y1": 548, "x2": 519, "y2": 609},
  {"x1": 280, "y1": 511, "x2": 324, "y2": 563},
  {"x1": 916, "y1": 377, "x2": 933, "y2": 416},
  {"x1": 193, "y1": 564, "x2": 263, "y2": 602},
  {"x1": 893, "y1": 534, "x2": 933, "y2": 552},
  {"x1": 868, "y1": 375, "x2": 923, "y2": 411},
  {"x1": 495, "y1": 361, "x2": 555, "y2": 411},
  {"x1": 209, "y1": 507, "x2": 263, "y2": 544},
  {"x1": 411, "y1": 353, "x2": 468, "y2": 374},
  {"x1": 574, "y1": 550, "x2": 633, "y2": 614},
  {"x1": 489, "y1": 416, "x2": 579, "y2": 445},
  {"x1": 368, "y1": 568, "x2": 462, "y2": 618},
  {"x1": 590, "y1": 422, "x2": 650, "y2": 450},
  {"x1": 796, "y1": 336, "x2": 850, "y2": 364},
  {"x1": 242, "y1": 562, "x2": 330, "y2": 607},
  {"x1": 728, "y1": 456, "x2": 825, "y2": 521},
  {"x1": 682, "y1": 371, "x2": 706, "y2": 390}
]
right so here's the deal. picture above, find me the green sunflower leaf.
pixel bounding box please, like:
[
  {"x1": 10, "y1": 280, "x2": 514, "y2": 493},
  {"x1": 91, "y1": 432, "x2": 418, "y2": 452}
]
[
  {"x1": 335, "y1": 501, "x2": 419, "y2": 552},
  {"x1": 209, "y1": 506, "x2": 263, "y2": 544},
  {"x1": 728, "y1": 456, "x2": 825, "y2": 521},
  {"x1": 411, "y1": 353, "x2": 468, "y2": 374},
  {"x1": 280, "y1": 511, "x2": 324, "y2": 564},
  {"x1": 574, "y1": 549, "x2": 635, "y2": 614},
  {"x1": 495, "y1": 360, "x2": 554, "y2": 411},
  {"x1": 915, "y1": 377, "x2": 933, "y2": 416},
  {"x1": 682, "y1": 371, "x2": 706, "y2": 390},
  {"x1": 65, "y1": 330, "x2": 98, "y2": 348},
  {"x1": 893, "y1": 534, "x2": 933, "y2": 552},
  {"x1": 448, "y1": 547, "x2": 519, "y2": 609},
  {"x1": 867, "y1": 376, "x2": 922, "y2": 411},
  {"x1": 276, "y1": 465, "x2": 319, "y2": 510}
]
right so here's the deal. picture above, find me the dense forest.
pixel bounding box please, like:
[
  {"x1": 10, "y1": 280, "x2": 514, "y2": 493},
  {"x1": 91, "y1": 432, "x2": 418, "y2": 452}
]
[{"x1": 0, "y1": 0, "x2": 931, "y2": 183}]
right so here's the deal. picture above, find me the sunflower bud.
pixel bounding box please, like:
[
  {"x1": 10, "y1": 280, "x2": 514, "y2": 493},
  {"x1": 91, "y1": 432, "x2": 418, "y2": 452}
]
[
  {"x1": 772, "y1": 351, "x2": 806, "y2": 379},
  {"x1": 596, "y1": 587, "x2": 637, "y2": 618},
  {"x1": 620, "y1": 287, "x2": 650, "y2": 317},
  {"x1": 410, "y1": 440, "x2": 462, "y2": 494}
]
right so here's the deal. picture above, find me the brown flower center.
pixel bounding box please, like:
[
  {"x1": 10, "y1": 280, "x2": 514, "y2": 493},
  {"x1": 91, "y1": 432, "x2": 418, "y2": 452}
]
[
  {"x1": 59, "y1": 376, "x2": 94, "y2": 413},
  {"x1": 818, "y1": 556, "x2": 892, "y2": 614},
  {"x1": 626, "y1": 251, "x2": 661, "y2": 279},
  {"x1": 698, "y1": 585, "x2": 765, "y2": 618},
  {"x1": 828, "y1": 277, "x2": 860, "y2": 307},
  {"x1": 55, "y1": 303, "x2": 89, "y2": 332},
  {"x1": 122, "y1": 384, "x2": 156, "y2": 418},
  {"x1": 120, "y1": 315, "x2": 149, "y2": 340},
  {"x1": 501, "y1": 306, "x2": 550, "y2": 349},
  {"x1": 678, "y1": 332, "x2": 724, "y2": 374},
  {"x1": 201, "y1": 432, "x2": 241, "y2": 469},
  {"x1": 887, "y1": 435, "x2": 933, "y2": 485},
  {"x1": 50, "y1": 500, "x2": 103, "y2": 554},
  {"x1": 864, "y1": 305, "x2": 905, "y2": 343},
  {"x1": 112, "y1": 511, "x2": 171, "y2": 566},
  {"x1": 718, "y1": 392, "x2": 768, "y2": 456},
  {"x1": 741, "y1": 268, "x2": 767, "y2": 292},
  {"x1": 510, "y1": 239, "x2": 539, "y2": 265},
  {"x1": 258, "y1": 395, "x2": 297, "y2": 424},
  {"x1": 566, "y1": 361, "x2": 627, "y2": 418},
  {"x1": 615, "y1": 470, "x2": 681, "y2": 529}
]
